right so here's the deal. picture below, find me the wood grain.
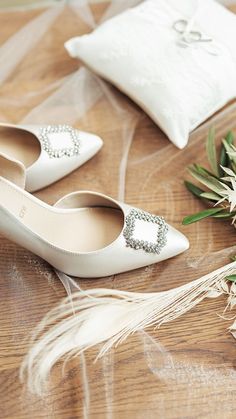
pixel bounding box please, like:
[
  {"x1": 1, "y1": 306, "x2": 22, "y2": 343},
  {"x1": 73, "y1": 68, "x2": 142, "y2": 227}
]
[{"x1": 1, "y1": 3, "x2": 236, "y2": 418}]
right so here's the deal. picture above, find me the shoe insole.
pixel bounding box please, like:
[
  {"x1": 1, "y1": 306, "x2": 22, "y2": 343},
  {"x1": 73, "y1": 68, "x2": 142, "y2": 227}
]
[
  {"x1": 0, "y1": 178, "x2": 124, "y2": 252},
  {"x1": 0, "y1": 127, "x2": 41, "y2": 168}
]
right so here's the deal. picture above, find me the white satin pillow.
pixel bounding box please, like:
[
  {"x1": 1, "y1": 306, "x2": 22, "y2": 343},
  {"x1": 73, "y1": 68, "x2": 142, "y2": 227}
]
[{"x1": 65, "y1": 0, "x2": 236, "y2": 148}]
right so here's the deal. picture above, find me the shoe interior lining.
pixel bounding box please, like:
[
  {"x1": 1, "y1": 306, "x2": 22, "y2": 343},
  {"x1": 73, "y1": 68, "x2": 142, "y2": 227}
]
[
  {"x1": 0, "y1": 127, "x2": 41, "y2": 168},
  {"x1": 0, "y1": 178, "x2": 124, "y2": 252}
]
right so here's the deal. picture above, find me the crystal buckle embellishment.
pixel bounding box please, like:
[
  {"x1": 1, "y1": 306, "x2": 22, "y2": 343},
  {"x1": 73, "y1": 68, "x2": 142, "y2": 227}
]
[
  {"x1": 123, "y1": 209, "x2": 168, "y2": 254},
  {"x1": 39, "y1": 125, "x2": 80, "y2": 158}
]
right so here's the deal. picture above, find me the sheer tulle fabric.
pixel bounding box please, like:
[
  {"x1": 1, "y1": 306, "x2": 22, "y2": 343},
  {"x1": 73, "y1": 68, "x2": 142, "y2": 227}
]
[{"x1": 0, "y1": 0, "x2": 236, "y2": 415}]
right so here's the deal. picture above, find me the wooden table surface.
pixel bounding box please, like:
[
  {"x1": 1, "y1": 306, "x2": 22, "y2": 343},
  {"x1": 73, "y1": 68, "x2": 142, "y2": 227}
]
[{"x1": 1, "y1": 3, "x2": 236, "y2": 418}]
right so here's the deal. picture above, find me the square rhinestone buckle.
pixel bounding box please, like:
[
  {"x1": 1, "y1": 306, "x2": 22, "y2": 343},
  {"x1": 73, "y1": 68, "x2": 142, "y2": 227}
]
[
  {"x1": 123, "y1": 209, "x2": 168, "y2": 254},
  {"x1": 39, "y1": 124, "x2": 80, "y2": 158}
]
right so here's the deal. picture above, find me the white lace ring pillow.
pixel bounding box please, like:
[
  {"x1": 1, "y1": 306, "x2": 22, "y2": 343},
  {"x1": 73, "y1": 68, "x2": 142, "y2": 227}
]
[{"x1": 65, "y1": 0, "x2": 236, "y2": 149}]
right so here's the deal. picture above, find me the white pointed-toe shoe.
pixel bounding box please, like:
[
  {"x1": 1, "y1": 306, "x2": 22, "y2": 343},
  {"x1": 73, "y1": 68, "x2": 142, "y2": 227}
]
[
  {"x1": 0, "y1": 175, "x2": 189, "y2": 277},
  {"x1": 0, "y1": 122, "x2": 103, "y2": 192}
]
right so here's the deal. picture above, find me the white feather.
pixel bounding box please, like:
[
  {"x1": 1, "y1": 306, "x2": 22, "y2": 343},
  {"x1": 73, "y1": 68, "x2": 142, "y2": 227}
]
[{"x1": 20, "y1": 262, "x2": 236, "y2": 396}]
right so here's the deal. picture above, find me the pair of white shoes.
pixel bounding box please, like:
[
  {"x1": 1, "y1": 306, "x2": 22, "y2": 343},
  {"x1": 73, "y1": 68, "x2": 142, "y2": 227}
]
[{"x1": 0, "y1": 122, "x2": 189, "y2": 278}]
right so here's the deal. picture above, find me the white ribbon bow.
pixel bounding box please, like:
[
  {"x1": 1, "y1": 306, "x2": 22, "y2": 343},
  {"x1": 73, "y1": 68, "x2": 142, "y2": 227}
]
[{"x1": 173, "y1": 18, "x2": 222, "y2": 56}]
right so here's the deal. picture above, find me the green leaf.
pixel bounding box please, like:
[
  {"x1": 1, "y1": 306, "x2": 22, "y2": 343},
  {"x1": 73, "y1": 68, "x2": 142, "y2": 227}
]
[
  {"x1": 200, "y1": 192, "x2": 221, "y2": 201},
  {"x1": 188, "y1": 166, "x2": 224, "y2": 195},
  {"x1": 225, "y1": 131, "x2": 234, "y2": 146},
  {"x1": 223, "y1": 131, "x2": 234, "y2": 170},
  {"x1": 184, "y1": 181, "x2": 205, "y2": 198},
  {"x1": 230, "y1": 255, "x2": 236, "y2": 262},
  {"x1": 193, "y1": 164, "x2": 217, "y2": 178},
  {"x1": 182, "y1": 207, "x2": 224, "y2": 225},
  {"x1": 226, "y1": 274, "x2": 236, "y2": 283},
  {"x1": 219, "y1": 143, "x2": 227, "y2": 176},
  {"x1": 222, "y1": 139, "x2": 236, "y2": 173},
  {"x1": 222, "y1": 138, "x2": 233, "y2": 156},
  {"x1": 206, "y1": 127, "x2": 219, "y2": 176},
  {"x1": 212, "y1": 211, "x2": 235, "y2": 219}
]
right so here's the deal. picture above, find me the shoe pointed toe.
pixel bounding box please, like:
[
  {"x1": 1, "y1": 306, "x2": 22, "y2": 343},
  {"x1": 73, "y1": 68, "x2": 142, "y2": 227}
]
[
  {"x1": 163, "y1": 225, "x2": 189, "y2": 259},
  {"x1": 79, "y1": 131, "x2": 103, "y2": 159},
  {"x1": 115, "y1": 205, "x2": 189, "y2": 275}
]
